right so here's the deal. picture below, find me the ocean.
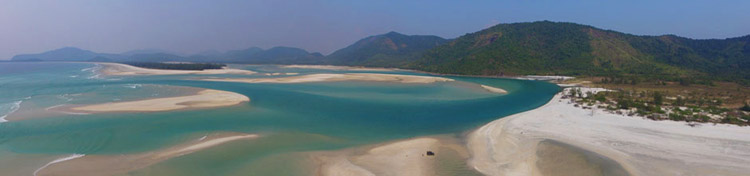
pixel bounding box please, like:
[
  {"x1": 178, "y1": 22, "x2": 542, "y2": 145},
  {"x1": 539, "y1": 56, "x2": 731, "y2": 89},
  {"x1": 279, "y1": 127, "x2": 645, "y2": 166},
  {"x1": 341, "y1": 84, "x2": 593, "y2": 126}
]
[{"x1": 0, "y1": 62, "x2": 559, "y2": 175}]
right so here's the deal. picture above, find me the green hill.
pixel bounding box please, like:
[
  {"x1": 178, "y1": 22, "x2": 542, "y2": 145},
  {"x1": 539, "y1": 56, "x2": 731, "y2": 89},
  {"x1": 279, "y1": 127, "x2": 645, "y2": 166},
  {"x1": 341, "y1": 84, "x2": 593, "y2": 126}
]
[
  {"x1": 409, "y1": 21, "x2": 749, "y2": 82},
  {"x1": 324, "y1": 32, "x2": 448, "y2": 67}
]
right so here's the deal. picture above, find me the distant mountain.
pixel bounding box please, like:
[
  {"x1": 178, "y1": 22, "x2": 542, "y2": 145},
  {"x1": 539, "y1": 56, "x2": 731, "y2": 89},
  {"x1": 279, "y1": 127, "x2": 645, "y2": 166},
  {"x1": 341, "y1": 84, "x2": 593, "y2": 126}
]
[
  {"x1": 323, "y1": 32, "x2": 448, "y2": 67},
  {"x1": 11, "y1": 47, "x2": 100, "y2": 61},
  {"x1": 121, "y1": 49, "x2": 177, "y2": 56},
  {"x1": 409, "y1": 21, "x2": 750, "y2": 81},
  {"x1": 218, "y1": 46, "x2": 323, "y2": 64},
  {"x1": 11, "y1": 46, "x2": 322, "y2": 64},
  {"x1": 127, "y1": 53, "x2": 185, "y2": 62}
]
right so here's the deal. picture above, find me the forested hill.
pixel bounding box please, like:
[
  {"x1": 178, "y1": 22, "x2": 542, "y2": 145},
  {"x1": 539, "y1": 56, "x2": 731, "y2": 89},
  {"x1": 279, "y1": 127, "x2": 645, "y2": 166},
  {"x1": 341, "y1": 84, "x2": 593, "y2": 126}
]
[
  {"x1": 9, "y1": 21, "x2": 749, "y2": 83},
  {"x1": 323, "y1": 31, "x2": 448, "y2": 67},
  {"x1": 408, "y1": 21, "x2": 750, "y2": 82}
]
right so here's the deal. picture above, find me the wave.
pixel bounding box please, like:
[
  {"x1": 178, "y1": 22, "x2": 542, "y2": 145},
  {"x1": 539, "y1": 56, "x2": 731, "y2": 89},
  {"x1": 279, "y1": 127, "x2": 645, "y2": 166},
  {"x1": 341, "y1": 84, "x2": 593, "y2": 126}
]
[
  {"x1": 83, "y1": 65, "x2": 103, "y2": 79},
  {"x1": 124, "y1": 84, "x2": 142, "y2": 89},
  {"x1": 0, "y1": 100, "x2": 22, "y2": 123},
  {"x1": 33, "y1": 154, "x2": 85, "y2": 176},
  {"x1": 45, "y1": 104, "x2": 66, "y2": 111},
  {"x1": 56, "y1": 94, "x2": 74, "y2": 102}
]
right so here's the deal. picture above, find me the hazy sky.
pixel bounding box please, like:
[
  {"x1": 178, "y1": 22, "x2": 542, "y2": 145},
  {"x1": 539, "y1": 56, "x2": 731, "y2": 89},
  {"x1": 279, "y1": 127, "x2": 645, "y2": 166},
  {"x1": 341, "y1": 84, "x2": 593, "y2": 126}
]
[{"x1": 1, "y1": 0, "x2": 749, "y2": 59}]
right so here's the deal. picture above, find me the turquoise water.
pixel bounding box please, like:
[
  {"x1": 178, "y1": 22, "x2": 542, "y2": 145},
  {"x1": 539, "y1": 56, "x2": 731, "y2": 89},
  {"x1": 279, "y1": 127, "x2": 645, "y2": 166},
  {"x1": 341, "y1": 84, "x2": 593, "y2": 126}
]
[{"x1": 0, "y1": 62, "x2": 559, "y2": 175}]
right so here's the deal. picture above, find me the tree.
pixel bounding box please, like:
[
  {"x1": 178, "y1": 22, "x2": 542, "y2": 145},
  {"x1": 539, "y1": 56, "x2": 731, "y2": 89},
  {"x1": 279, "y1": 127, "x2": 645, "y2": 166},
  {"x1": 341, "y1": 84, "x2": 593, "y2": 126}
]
[
  {"x1": 653, "y1": 92, "x2": 664, "y2": 105},
  {"x1": 674, "y1": 96, "x2": 685, "y2": 106},
  {"x1": 741, "y1": 103, "x2": 750, "y2": 112}
]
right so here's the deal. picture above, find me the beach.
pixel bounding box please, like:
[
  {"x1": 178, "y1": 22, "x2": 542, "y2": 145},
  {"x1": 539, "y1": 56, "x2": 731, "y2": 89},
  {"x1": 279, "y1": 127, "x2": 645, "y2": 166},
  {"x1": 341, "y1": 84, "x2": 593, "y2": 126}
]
[
  {"x1": 311, "y1": 136, "x2": 478, "y2": 176},
  {"x1": 201, "y1": 73, "x2": 454, "y2": 84},
  {"x1": 282, "y1": 65, "x2": 398, "y2": 72},
  {"x1": 33, "y1": 132, "x2": 258, "y2": 176},
  {"x1": 69, "y1": 89, "x2": 249, "y2": 113},
  {"x1": 98, "y1": 62, "x2": 257, "y2": 76},
  {"x1": 467, "y1": 87, "x2": 750, "y2": 176}
]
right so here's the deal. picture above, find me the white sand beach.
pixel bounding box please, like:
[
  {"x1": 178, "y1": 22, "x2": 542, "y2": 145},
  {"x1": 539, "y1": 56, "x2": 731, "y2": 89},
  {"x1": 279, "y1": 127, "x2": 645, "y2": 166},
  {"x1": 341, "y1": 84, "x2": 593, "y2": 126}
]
[
  {"x1": 282, "y1": 65, "x2": 397, "y2": 72},
  {"x1": 468, "y1": 87, "x2": 750, "y2": 176},
  {"x1": 98, "y1": 62, "x2": 256, "y2": 76},
  {"x1": 480, "y1": 85, "x2": 508, "y2": 94},
  {"x1": 202, "y1": 73, "x2": 454, "y2": 84},
  {"x1": 34, "y1": 133, "x2": 258, "y2": 176},
  {"x1": 70, "y1": 89, "x2": 249, "y2": 113}
]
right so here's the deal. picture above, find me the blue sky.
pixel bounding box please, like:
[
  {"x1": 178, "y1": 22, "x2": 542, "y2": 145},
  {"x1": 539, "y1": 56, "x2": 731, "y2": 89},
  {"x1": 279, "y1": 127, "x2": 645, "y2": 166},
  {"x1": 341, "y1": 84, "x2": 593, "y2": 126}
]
[{"x1": 1, "y1": 0, "x2": 748, "y2": 59}]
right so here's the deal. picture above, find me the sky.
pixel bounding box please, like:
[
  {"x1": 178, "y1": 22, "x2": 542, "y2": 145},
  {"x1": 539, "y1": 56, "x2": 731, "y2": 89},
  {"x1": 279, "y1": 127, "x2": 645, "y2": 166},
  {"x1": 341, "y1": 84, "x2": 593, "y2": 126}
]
[{"x1": 1, "y1": 0, "x2": 749, "y2": 59}]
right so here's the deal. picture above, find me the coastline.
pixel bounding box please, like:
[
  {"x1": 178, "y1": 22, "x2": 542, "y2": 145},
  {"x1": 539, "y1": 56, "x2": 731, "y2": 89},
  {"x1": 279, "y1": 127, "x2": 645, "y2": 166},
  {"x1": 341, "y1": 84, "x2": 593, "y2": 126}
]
[
  {"x1": 313, "y1": 86, "x2": 750, "y2": 176},
  {"x1": 201, "y1": 73, "x2": 454, "y2": 84},
  {"x1": 68, "y1": 89, "x2": 249, "y2": 113},
  {"x1": 467, "y1": 87, "x2": 750, "y2": 176},
  {"x1": 97, "y1": 62, "x2": 257, "y2": 76}
]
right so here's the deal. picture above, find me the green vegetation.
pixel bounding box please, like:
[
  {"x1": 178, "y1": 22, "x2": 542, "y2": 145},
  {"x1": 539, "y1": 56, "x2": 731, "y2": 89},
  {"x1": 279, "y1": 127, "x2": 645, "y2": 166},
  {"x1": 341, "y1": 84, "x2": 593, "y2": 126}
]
[
  {"x1": 565, "y1": 86, "x2": 750, "y2": 126},
  {"x1": 741, "y1": 103, "x2": 750, "y2": 112},
  {"x1": 402, "y1": 21, "x2": 749, "y2": 84},
  {"x1": 122, "y1": 62, "x2": 226, "y2": 70},
  {"x1": 323, "y1": 32, "x2": 448, "y2": 67}
]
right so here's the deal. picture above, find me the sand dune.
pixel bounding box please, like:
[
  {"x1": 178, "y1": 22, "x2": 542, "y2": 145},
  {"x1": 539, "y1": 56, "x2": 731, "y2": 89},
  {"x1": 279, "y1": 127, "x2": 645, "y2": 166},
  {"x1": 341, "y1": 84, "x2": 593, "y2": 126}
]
[
  {"x1": 202, "y1": 73, "x2": 454, "y2": 84},
  {"x1": 468, "y1": 87, "x2": 750, "y2": 176},
  {"x1": 70, "y1": 89, "x2": 249, "y2": 113},
  {"x1": 98, "y1": 62, "x2": 256, "y2": 76},
  {"x1": 34, "y1": 133, "x2": 258, "y2": 176}
]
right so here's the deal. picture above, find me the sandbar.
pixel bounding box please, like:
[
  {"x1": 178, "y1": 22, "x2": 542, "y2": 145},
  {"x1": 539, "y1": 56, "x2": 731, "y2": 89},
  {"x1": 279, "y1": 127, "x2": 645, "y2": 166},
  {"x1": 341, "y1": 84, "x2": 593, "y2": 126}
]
[
  {"x1": 70, "y1": 89, "x2": 249, "y2": 113},
  {"x1": 480, "y1": 85, "x2": 508, "y2": 94},
  {"x1": 34, "y1": 133, "x2": 258, "y2": 176},
  {"x1": 467, "y1": 87, "x2": 750, "y2": 176},
  {"x1": 282, "y1": 65, "x2": 397, "y2": 72},
  {"x1": 201, "y1": 73, "x2": 454, "y2": 84},
  {"x1": 311, "y1": 136, "x2": 477, "y2": 176},
  {"x1": 98, "y1": 62, "x2": 256, "y2": 76}
]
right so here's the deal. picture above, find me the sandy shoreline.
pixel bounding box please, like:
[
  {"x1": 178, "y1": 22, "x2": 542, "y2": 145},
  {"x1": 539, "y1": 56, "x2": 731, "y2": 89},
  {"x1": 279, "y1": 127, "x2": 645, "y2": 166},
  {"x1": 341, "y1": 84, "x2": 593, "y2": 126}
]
[
  {"x1": 311, "y1": 136, "x2": 477, "y2": 176},
  {"x1": 69, "y1": 89, "x2": 249, "y2": 113},
  {"x1": 34, "y1": 132, "x2": 258, "y2": 176},
  {"x1": 201, "y1": 73, "x2": 454, "y2": 84},
  {"x1": 97, "y1": 62, "x2": 257, "y2": 76},
  {"x1": 282, "y1": 65, "x2": 398, "y2": 72},
  {"x1": 467, "y1": 87, "x2": 750, "y2": 176},
  {"x1": 480, "y1": 85, "x2": 508, "y2": 94}
]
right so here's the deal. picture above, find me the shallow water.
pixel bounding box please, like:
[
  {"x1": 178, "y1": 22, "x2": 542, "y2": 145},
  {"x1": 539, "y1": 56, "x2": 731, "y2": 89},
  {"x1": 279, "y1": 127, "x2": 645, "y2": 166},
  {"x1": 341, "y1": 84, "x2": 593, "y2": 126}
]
[{"x1": 0, "y1": 62, "x2": 559, "y2": 175}]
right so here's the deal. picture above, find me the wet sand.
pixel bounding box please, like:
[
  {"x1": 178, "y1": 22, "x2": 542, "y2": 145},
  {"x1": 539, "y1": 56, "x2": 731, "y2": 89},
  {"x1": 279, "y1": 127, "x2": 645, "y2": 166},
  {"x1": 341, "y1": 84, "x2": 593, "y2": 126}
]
[
  {"x1": 201, "y1": 73, "x2": 454, "y2": 84},
  {"x1": 535, "y1": 140, "x2": 629, "y2": 176},
  {"x1": 34, "y1": 133, "x2": 258, "y2": 176},
  {"x1": 311, "y1": 136, "x2": 480, "y2": 176}
]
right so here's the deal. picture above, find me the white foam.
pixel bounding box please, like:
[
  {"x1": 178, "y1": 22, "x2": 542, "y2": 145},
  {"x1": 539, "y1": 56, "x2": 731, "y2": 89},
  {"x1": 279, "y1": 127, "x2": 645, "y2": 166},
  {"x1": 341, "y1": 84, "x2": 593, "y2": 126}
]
[
  {"x1": 197, "y1": 135, "x2": 208, "y2": 141},
  {"x1": 56, "y1": 94, "x2": 74, "y2": 102},
  {"x1": 124, "y1": 84, "x2": 142, "y2": 89},
  {"x1": 45, "y1": 104, "x2": 67, "y2": 111},
  {"x1": 33, "y1": 154, "x2": 85, "y2": 176},
  {"x1": 0, "y1": 100, "x2": 22, "y2": 123},
  {"x1": 83, "y1": 65, "x2": 103, "y2": 79}
]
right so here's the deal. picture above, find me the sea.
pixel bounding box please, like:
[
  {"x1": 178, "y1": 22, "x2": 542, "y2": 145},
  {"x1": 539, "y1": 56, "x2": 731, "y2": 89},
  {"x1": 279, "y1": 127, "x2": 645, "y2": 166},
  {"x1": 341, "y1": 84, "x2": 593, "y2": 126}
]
[{"x1": 0, "y1": 62, "x2": 559, "y2": 175}]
